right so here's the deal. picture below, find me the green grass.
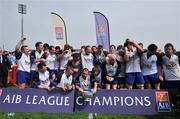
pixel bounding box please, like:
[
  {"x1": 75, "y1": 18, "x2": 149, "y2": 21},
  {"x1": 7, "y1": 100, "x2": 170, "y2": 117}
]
[{"x1": 0, "y1": 112, "x2": 179, "y2": 119}]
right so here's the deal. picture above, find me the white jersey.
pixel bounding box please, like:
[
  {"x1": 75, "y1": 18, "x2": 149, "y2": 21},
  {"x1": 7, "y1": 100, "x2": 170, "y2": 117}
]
[
  {"x1": 79, "y1": 75, "x2": 91, "y2": 90},
  {"x1": 38, "y1": 70, "x2": 50, "y2": 87},
  {"x1": 125, "y1": 50, "x2": 141, "y2": 73},
  {"x1": 162, "y1": 54, "x2": 180, "y2": 81},
  {"x1": 141, "y1": 53, "x2": 158, "y2": 76},
  {"x1": 81, "y1": 53, "x2": 94, "y2": 71},
  {"x1": 57, "y1": 73, "x2": 73, "y2": 87},
  {"x1": 31, "y1": 51, "x2": 44, "y2": 71},
  {"x1": 17, "y1": 53, "x2": 30, "y2": 72},
  {"x1": 46, "y1": 54, "x2": 56, "y2": 70},
  {"x1": 106, "y1": 61, "x2": 118, "y2": 77},
  {"x1": 98, "y1": 52, "x2": 106, "y2": 63},
  {"x1": 60, "y1": 52, "x2": 72, "y2": 70}
]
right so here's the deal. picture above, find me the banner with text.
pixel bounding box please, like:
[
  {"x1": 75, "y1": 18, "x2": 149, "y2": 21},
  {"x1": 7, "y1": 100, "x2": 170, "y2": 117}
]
[
  {"x1": 75, "y1": 90, "x2": 172, "y2": 115},
  {"x1": 0, "y1": 88, "x2": 74, "y2": 113},
  {"x1": 0, "y1": 88, "x2": 172, "y2": 115}
]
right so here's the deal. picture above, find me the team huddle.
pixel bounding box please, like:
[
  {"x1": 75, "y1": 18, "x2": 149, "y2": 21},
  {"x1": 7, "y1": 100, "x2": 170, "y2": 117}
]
[{"x1": 1, "y1": 38, "x2": 180, "y2": 96}]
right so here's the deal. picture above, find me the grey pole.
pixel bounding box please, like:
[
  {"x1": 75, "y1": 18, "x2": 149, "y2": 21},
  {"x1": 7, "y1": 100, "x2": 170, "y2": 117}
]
[
  {"x1": 21, "y1": 13, "x2": 23, "y2": 38},
  {"x1": 18, "y1": 4, "x2": 26, "y2": 39}
]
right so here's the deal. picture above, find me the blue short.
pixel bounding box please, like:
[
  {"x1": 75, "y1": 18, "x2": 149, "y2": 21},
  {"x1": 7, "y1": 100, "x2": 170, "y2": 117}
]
[
  {"x1": 30, "y1": 70, "x2": 37, "y2": 80},
  {"x1": 105, "y1": 77, "x2": 118, "y2": 85},
  {"x1": 17, "y1": 70, "x2": 30, "y2": 84},
  {"x1": 144, "y1": 73, "x2": 160, "y2": 84},
  {"x1": 126, "y1": 72, "x2": 145, "y2": 85},
  {"x1": 117, "y1": 77, "x2": 126, "y2": 85}
]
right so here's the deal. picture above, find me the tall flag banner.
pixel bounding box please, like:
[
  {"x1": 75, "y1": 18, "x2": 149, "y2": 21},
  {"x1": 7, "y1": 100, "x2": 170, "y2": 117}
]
[
  {"x1": 94, "y1": 11, "x2": 110, "y2": 51},
  {"x1": 51, "y1": 12, "x2": 67, "y2": 48}
]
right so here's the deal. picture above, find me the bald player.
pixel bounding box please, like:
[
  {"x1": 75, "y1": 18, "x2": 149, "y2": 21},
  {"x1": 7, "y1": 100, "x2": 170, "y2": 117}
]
[{"x1": 100, "y1": 53, "x2": 121, "y2": 90}]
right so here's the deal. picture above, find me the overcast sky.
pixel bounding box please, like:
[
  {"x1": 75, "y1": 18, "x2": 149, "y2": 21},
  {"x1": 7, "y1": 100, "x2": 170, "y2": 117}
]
[{"x1": 0, "y1": 0, "x2": 180, "y2": 51}]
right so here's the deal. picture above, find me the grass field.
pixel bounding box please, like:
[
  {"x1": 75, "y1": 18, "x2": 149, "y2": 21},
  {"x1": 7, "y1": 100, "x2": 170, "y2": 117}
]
[{"x1": 0, "y1": 112, "x2": 179, "y2": 119}]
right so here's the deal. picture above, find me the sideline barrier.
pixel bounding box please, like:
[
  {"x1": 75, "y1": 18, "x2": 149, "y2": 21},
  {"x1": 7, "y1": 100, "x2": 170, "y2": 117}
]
[
  {"x1": 0, "y1": 88, "x2": 172, "y2": 115},
  {"x1": 75, "y1": 90, "x2": 172, "y2": 115},
  {"x1": 0, "y1": 88, "x2": 74, "y2": 113}
]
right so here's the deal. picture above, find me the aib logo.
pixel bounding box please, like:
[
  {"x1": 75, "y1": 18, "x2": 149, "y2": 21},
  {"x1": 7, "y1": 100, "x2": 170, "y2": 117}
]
[{"x1": 155, "y1": 91, "x2": 171, "y2": 112}]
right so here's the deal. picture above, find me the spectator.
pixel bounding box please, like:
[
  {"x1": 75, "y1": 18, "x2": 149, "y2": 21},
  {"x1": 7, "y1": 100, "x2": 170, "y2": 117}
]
[
  {"x1": 0, "y1": 47, "x2": 12, "y2": 87},
  {"x1": 7, "y1": 51, "x2": 16, "y2": 65}
]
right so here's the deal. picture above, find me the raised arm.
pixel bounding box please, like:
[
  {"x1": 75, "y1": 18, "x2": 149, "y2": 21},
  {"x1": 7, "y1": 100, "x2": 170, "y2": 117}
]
[
  {"x1": 124, "y1": 47, "x2": 130, "y2": 62},
  {"x1": 15, "y1": 38, "x2": 26, "y2": 51},
  {"x1": 127, "y1": 39, "x2": 144, "y2": 52}
]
